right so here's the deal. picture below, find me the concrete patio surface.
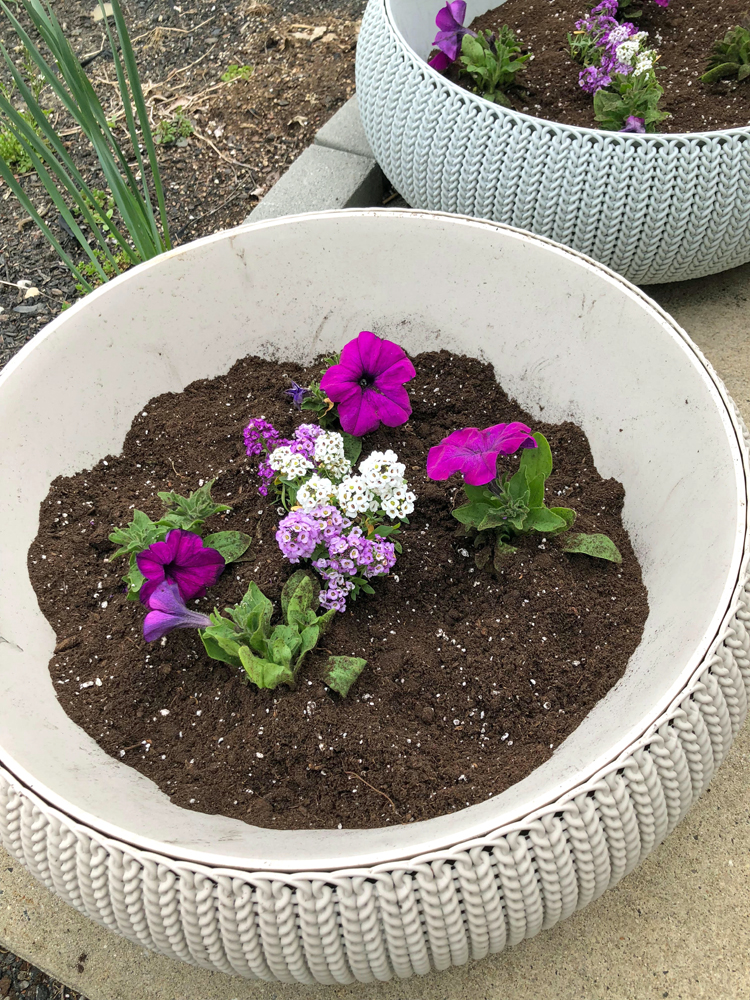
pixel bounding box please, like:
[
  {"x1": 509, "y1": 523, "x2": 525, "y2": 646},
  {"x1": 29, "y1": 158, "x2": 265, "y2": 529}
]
[{"x1": 1, "y1": 258, "x2": 749, "y2": 999}]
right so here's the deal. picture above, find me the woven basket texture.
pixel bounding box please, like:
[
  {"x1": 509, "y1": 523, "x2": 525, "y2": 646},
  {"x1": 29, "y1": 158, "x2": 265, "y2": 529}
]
[
  {"x1": 355, "y1": 0, "x2": 750, "y2": 284},
  {"x1": 1, "y1": 487, "x2": 748, "y2": 981}
]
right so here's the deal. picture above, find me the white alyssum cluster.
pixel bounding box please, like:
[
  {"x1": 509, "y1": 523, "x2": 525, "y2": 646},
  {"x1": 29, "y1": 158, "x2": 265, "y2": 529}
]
[
  {"x1": 337, "y1": 476, "x2": 377, "y2": 517},
  {"x1": 297, "y1": 475, "x2": 336, "y2": 510},
  {"x1": 615, "y1": 32, "x2": 655, "y2": 74},
  {"x1": 380, "y1": 481, "x2": 416, "y2": 519},
  {"x1": 267, "y1": 445, "x2": 314, "y2": 480},
  {"x1": 314, "y1": 431, "x2": 351, "y2": 478},
  {"x1": 359, "y1": 450, "x2": 405, "y2": 492}
]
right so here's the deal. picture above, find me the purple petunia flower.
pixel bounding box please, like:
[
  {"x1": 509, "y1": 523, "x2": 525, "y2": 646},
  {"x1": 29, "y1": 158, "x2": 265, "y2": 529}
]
[
  {"x1": 142, "y1": 580, "x2": 212, "y2": 642},
  {"x1": 426, "y1": 422, "x2": 537, "y2": 486},
  {"x1": 136, "y1": 529, "x2": 225, "y2": 605},
  {"x1": 428, "y1": 1, "x2": 476, "y2": 71},
  {"x1": 285, "y1": 381, "x2": 309, "y2": 409},
  {"x1": 319, "y1": 331, "x2": 416, "y2": 437},
  {"x1": 620, "y1": 115, "x2": 646, "y2": 132}
]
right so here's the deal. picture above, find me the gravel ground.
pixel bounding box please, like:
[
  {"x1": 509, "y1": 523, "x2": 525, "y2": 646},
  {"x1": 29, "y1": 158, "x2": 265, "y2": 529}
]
[{"x1": 0, "y1": 942, "x2": 86, "y2": 1000}]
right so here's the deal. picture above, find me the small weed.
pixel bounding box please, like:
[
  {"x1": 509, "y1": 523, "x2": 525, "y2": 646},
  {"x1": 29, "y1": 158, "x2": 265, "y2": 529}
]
[
  {"x1": 72, "y1": 187, "x2": 116, "y2": 233},
  {"x1": 221, "y1": 63, "x2": 254, "y2": 82},
  {"x1": 75, "y1": 247, "x2": 131, "y2": 294},
  {"x1": 154, "y1": 107, "x2": 194, "y2": 144},
  {"x1": 0, "y1": 46, "x2": 51, "y2": 173}
]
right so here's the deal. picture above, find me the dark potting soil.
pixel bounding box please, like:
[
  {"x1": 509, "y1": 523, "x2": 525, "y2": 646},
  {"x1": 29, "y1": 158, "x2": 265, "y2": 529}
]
[
  {"x1": 28, "y1": 350, "x2": 649, "y2": 831},
  {"x1": 450, "y1": 0, "x2": 750, "y2": 133}
]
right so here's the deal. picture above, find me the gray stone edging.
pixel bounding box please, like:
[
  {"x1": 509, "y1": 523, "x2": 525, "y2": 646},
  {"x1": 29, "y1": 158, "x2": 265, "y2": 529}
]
[{"x1": 244, "y1": 95, "x2": 384, "y2": 223}]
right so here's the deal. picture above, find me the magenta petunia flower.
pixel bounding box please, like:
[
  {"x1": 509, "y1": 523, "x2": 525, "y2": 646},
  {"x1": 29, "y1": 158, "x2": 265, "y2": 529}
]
[
  {"x1": 142, "y1": 580, "x2": 212, "y2": 642},
  {"x1": 428, "y1": 1, "x2": 476, "y2": 70},
  {"x1": 319, "y1": 331, "x2": 416, "y2": 437},
  {"x1": 136, "y1": 528, "x2": 225, "y2": 605},
  {"x1": 426, "y1": 422, "x2": 537, "y2": 485}
]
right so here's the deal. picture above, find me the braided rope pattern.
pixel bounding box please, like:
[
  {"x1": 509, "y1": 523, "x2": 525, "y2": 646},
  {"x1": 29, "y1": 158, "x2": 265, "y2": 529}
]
[
  {"x1": 0, "y1": 564, "x2": 747, "y2": 982},
  {"x1": 355, "y1": 0, "x2": 750, "y2": 284}
]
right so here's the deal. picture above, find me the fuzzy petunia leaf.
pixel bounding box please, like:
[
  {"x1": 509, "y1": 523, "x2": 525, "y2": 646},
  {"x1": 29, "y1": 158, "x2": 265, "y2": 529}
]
[
  {"x1": 156, "y1": 480, "x2": 231, "y2": 533},
  {"x1": 548, "y1": 506, "x2": 576, "y2": 533},
  {"x1": 324, "y1": 655, "x2": 368, "y2": 697},
  {"x1": 109, "y1": 508, "x2": 161, "y2": 561},
  {"x1": 341, "y1": 431, "x2": 362, "y2": 466},
  {"x1": 282, "y1": 570, "x2": 315, "y2": 626},
  {"x1": 518, "y1": 432, "x2": 553, "y2": 482},
  {"x1": 123, "y1": 557, "x2": 146, "y2": 600},
  {"x1": 226, "y1": 582, "x2": 273, "y2": 638},
  {"x1": 523, "y1": 506, "x2": 567, "y2": 534},
  {"x1": 202, "y1": 531, "x2": 252, "y2": 564},
  {"x1": 561, "y1": 532, "x2": 623, "y2": 563},
  {"x1": 200, "y1": 615, "x2": 244, "y2": 668}
]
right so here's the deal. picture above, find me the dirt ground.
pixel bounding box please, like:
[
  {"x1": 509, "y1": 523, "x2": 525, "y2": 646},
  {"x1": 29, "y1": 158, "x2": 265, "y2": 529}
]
[{"x1": 0, "y1": 0, "x2": 364, "y2": 370}]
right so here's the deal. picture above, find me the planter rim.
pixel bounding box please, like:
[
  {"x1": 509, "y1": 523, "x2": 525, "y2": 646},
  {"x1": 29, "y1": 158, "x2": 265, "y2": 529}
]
[
  {"x1": 0, "y1": 208, "x2": 747, "y2": 875},
  {"x1": 383, "y1": 0, "x2": 750, "y2": 141}
]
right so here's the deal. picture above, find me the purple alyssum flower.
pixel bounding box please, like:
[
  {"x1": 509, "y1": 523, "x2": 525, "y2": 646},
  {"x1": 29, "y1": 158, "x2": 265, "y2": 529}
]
[
  {"x1": 319, "y1": 331, "x2": 416, "y2": 437},
  {"x1": 276, "y1": 510, "x2": 324, "y2": 563},
  {"x1": 285, "y1": 381, "x2": 309, "y2": 409},
  {"x1": 579, "y1": 64, "x2": 612, "y2": 93},
  {"x1": 427, "y1": 422, "x2": 537, "y2": 486},
  {"x1": 142, "y1": 580, "x2": 212, "y2": 642},
  {"x1": 620, "y1": 114, "x2": 646, "y2": 132},
  {"x1": 428, "y1": 1, "x2": 477, "y2": 72},
  {"x1": 136, "y1": 528, "x2": 225, "y2": 605}
]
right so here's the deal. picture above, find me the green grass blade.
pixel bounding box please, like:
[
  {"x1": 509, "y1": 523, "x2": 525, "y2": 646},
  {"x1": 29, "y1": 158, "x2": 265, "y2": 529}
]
[
  {"x1": 98, "y1": 1, "x2": 163, "y2": 248},
  {"x1": 109, "y1": 0, "x2": 171, "y2": 247},
  {"x1": 0, "y1": 44, "x2": 138, "y2": 266},
  {"x1": 6, "y1": 0, "x2": 164, "y2": 258}
]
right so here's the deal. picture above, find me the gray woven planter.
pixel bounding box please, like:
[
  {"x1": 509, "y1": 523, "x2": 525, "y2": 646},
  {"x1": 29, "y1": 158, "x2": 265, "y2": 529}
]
[
  {"x1": 356, "y1": 0, "x2": 750, "y2": 284},
  {"x1": 0, "y1": 210, "x2": 748, "y2": 983}
]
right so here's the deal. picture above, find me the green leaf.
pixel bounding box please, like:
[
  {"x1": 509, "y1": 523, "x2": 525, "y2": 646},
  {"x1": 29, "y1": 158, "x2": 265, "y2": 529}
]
[
  {"x1": 523, "y1": 506, "x2": 567, "y2": 533},
  {"x1": 316, "y1": 607, "x2": 336, "y2": 634},
  {"x1": 202, "y1": 531, "x2": 252, "y2": 565},
  {"x1": 238, "y1": 646, "x2": 295, "y2": 689},
  {"x1": 200, "y1": 625, "x2": 243, "y2": 669},
  {"x1": 281, "y1": 569, "x2": 315, "y2": 623},
  {"x1": 108, "y1": 509, "x2": 162, "y2": 561},
  {"x1": 226, "y1": 582, "x2": 273, "y2": 638},
  {"x1": 560, "y1": 532, "x2": 623, "y2": 564},
  {"x1": 324, "y1": 656, "x2": 368, "y2": 697},
  {"x1": 341, "y1": 431, "x2": 362, "y2": 466},
  {"x1": 453, "y1": 501, "x2": 495, "y2": 528},
  {"x1": 296, "y1": 623, "x2": 320, "y2": 671},
  {"x1": 519, "y1": 432, "x2": 553, "y2": 483},
  {"x1": 548, "y1": 506, "x2": 576, "y2": 533},
  {"x1": 477, "y1": 505, "x2": 523, "y2": 532},
  {"x1": 123, "y1": 558, "x2": 146, "y2": 600},
  {"x1": 463, "y1": 484, "x2": 495, "y2": 504},
  {"x1": 157, "y1": 480, "x2": 231, "y2": 533}
]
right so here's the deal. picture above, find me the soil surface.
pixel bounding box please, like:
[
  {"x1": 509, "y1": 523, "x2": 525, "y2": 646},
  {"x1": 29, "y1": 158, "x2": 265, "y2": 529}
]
[
  {"x1": 0, "y1": 0, "x2": 363, "y2": 369},
  {"x1": 453, "y1": 0, "x2": 750, "y2": 133},
  {"x1": 29, "y1": 350, "x2": 649, "y2": 831}
]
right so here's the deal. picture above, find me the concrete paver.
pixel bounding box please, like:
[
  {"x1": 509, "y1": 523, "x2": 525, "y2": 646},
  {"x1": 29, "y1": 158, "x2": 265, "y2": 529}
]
[{"x1": 1, "y1": 259, "x2": 749, "y2": 999}]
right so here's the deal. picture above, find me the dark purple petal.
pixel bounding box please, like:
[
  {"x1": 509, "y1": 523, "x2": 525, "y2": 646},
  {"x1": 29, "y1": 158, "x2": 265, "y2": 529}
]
[
  {"x1": 433, "y1": 28, "x2": 463, "y2": 62},
  {"x1": 137, "y1": 529, "x2": 224, "y2": 605},
  {"x1": 435, "y1": 0, "x2": 466, "y2": 32},
  {"x1": 428, "y1": 50, "x2": 453, "y2": 71},
  {"x1": 143, "y1": 580, "x2": 212, "y2": 642},
  {"x1": 620, "y1": 115, "x2": 646, "y2": 133}
]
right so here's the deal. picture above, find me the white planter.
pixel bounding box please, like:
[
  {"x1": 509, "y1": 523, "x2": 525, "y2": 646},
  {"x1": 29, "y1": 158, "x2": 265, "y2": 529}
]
[
  {"x1": 0, "y1": 210, "x2": 748, "y2": 982},
  {"x1": 355, "y1": 0, "x2": 750, "y2": 284}
]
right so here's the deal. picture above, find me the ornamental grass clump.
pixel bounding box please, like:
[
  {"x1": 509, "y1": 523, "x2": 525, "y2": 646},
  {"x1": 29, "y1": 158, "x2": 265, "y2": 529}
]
[{"x1": 427, "y1": 423, "x2": 622, "y2": 572}]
